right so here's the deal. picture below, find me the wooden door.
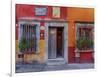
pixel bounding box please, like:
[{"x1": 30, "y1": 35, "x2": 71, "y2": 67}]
[{"x1": 48, "y1": 27, "x2": 57, "y2": 59}]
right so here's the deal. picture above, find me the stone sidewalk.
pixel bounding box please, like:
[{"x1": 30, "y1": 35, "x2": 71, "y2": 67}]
[{"x1": 16, "y1": 63, "x2": 94, "y2": 73}]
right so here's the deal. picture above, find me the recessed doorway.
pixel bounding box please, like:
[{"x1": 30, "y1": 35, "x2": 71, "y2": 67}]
[
  {"x1": 45, "y1": 22, "x2": 68, "y2": 64},
  {"x1": 57, "y1": 27, "x2": 64, "y2": 58},
  {"x1": 48, "y1": 27, "x2": 64, "y2": 59}
]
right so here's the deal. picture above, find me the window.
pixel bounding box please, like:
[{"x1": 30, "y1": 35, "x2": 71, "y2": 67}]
[
  {"x1": 76, "y1": 23, "x2": 94, "y2": 40},
  {"x1": 19, "y1": 24, "x2": 39, "y2": 53},
  {"x1": 78, "y1": 27, "x2": 93, "y2": 38},
  {"x1": 76, "y1": 23, "x2": 94, "y2": 50}
]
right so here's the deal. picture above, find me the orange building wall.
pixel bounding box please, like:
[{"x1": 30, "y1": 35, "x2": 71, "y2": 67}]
[
  {"x1": 67, "y1": 7, "x2": 94, "y2": 22},
  {"x1": 67, "y1": 7, "x2": 94, "y2": 47},
  {"x1": 67, "y1": 8, "x2": 94, "y2": 63}
]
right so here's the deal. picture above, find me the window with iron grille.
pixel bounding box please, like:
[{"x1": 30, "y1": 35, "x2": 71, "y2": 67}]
[
  {"x1": 76, "y1": 23, "x2": 94, "y2": 50},
  {"x1": 19, "y1": 24, "x2": 39, "y2": 53},
  {"x1": 76, "y1": 23, "x2": 94, "y2": 40}
]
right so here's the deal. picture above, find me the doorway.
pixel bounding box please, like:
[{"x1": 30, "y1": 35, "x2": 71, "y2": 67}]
[
  {"x1": 48, "y1": 27, "x2": 64, "y2": 59},
  {"x1": 45, "y1": 22, "x2": 68, "y2": 63},
  {"x1": 57, "y1": 27, "x2": 64, "y2": 58}
]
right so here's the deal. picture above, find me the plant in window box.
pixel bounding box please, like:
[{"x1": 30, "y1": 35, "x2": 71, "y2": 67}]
[
  {"x1": 76, "y1": 37, "x2": 93, "y2": 51},
  {"x1": 19, "y1": 35, "x2": 26, "y2": 53},
  {"x1": 25, "y1": 38, "x2": 35, "y2": 54},
  {"x1": 28, "y1": 38, "x2": 33, "y2": 53},
  {"x1": 25, "y1": 39, "x2": 30, "y2": 53},
  {"x1": 19, "y1": 35, "x2": 27, "y2": 62}
]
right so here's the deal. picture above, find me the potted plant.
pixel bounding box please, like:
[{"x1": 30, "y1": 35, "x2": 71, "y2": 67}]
[
  {"x1": 25, "y1": 39, "x2": 30, "y2": 53},
  {"x1": 75, "y1": 37, "x2": 94, "y2": 63},
  {"x1": 76, "y1": 37, "x2": 93, "y2": 51},
  {"x1": 19, "y1": 35, "x2": 26, "y2": 62}
]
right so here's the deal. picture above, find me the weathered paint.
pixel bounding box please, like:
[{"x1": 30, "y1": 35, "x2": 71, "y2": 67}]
[
  {"x1": 15, "y1": 4, "x2": 94, "y2": 63},
  {"x1": 67, "y1": 7, "x2": 94, "y2": 47},
  {"x1": 16, "y1": 4, "x2": 67, "y2": 23},
  {"x1": 67, "y1": 7, "x2": 94, "y2": 63},
  {"x1": 79, "y1": 51, "x2": 94, "y2": 63},
  {"x1": 68, "y1": 47, "x2": 75, "y2": 63},
  {"x1": 15, "y1": 40, "x2": 19, "y2": 53}
]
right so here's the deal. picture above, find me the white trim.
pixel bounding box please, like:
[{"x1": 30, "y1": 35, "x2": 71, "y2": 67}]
[
  {"x1": 76, "y1": 23, "x2": 94, "y2": 27},
  {"x1": 45, "y1": 22, "x2": 68, "y2": 63},
  {"x1": 18, "y1": 17, "x2": 68, "y2": 22}
]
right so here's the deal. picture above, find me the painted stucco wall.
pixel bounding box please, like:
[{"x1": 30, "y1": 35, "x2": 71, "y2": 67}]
[
  {"x1": 15, "y1": 4, "x2": 94, "y2": 63},
  {"x1": 67, "y1": 7, "x2": 94, "y2": 47},
  {"x1": 15, "y1": 4, "x2": 67, "y2": 63},
  {"x1": 67, "y1": 7, "x2": 94, "y2": 22},
  {"x1": 67, "y1": 7, "x2": 94, "y2": 63}
]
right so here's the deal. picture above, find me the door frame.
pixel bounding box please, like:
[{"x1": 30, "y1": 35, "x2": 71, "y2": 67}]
[{"x1": 45, "y1": 21, "x2": 68, "y2": 63}]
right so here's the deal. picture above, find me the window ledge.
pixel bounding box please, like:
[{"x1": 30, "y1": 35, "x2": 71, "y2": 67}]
[
  {"x1": 24, "y1": 51, "x2": 40, "y2": 54},
  {"x1": 75, "y1": 49, "x2": 93, "y2": 52}
]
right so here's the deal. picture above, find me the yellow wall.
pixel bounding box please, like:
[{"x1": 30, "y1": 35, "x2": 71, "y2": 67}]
[{"x1": 16, "y1": 39, "x2": 45, "y2": 63}]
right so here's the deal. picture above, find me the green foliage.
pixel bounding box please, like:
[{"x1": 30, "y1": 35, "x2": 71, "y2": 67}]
[
  {"x1": 76, "y1": 37, "x2": 93, "y2": 50},
  {"x1": 19, "y1": 35, "x2": 26, "y2": 53},
  {"x1": 25, "y1": 39, "x2": 30, "y2": 49},
  {"x1": 19, "y1": 34, "x2": 35, "y2": 53}
]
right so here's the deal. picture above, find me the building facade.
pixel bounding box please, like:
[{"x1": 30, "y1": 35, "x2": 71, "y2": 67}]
[{"x1": 15, "y1": 4, "x2": 94, "y2": 64}]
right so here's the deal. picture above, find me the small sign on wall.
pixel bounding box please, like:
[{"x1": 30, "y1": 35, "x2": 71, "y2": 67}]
[
  {"x1": 52, "y1": 7, "x2": 60, "y2": 18},
  {"x1": 35, "y1": 7, "x2": 47, "y2": 16},
  {"x1": 40, "y1": 26, "x2": 45, "y2": 30}
]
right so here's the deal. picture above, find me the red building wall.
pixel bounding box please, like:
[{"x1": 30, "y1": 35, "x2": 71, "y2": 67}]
[
  {"x1": 16, "y1": 4, "x2": 67, "y2": 40},
  {"x1": 16, "y1": 4, "x2": 94, "y2": 63},
  {"x1": 16, "y1": 4, "x2": 67, "y2": 23}
]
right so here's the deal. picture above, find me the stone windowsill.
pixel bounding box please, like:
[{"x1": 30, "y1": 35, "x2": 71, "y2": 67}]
[
  {"x1": 75, "y1": 49, "x2": 93, "y2": 53},
  {"x1": 24, "y1": 51, "x2": 40, "y2": 54}
]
